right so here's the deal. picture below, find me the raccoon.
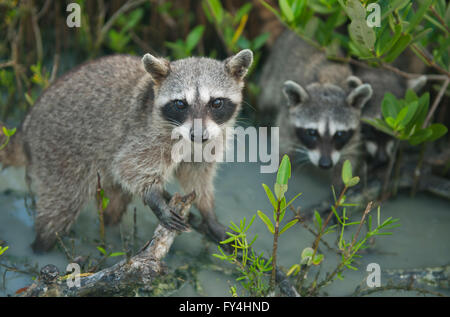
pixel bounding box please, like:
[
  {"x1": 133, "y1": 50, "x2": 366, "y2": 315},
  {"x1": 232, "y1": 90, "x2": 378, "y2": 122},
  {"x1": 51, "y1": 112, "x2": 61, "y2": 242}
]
[
  {"x1": 278, "y1": 79, "x2": 372, "y2": 174},
  {"x1": 257, "y1": 30, "x2": 354, "y2": 125},
  {"x1": 2, "y1": 50, "x2": 253, "y2": 252},
  {"x1": 258, "y1": 30, "x2": 372, "y2": 178},
  {"x1": 349, "y1": 67, "x2": 426, "y2": 167}
]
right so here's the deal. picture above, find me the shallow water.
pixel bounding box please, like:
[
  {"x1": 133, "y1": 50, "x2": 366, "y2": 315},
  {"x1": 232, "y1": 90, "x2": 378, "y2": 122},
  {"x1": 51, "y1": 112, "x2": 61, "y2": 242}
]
[{"x1": 0, "y1": 158, "x2": 449, "y2": 296}]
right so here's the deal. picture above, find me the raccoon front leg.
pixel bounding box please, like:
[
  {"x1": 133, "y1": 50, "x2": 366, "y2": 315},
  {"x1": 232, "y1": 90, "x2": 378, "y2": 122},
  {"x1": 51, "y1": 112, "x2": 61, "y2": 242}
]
[
  {"x1": 143, "y1": 185, "x2": 189, "y2": 232},
  {"x1": 176, "y1": 162, "x2": 227, "y2": 241}
]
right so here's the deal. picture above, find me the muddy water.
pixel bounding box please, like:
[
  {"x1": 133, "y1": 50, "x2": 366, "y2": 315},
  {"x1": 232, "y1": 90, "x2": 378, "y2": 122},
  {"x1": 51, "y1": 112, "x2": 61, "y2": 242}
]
[{"x1": 0, "y1": 158, "x2": 449, "y2": 296}]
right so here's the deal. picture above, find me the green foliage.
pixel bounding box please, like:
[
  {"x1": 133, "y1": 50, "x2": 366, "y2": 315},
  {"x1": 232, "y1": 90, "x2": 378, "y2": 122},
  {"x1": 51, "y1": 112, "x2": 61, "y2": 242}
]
[
  {"x1": 96, "y1": 246, "x2": 125, "y2": 258},
  {"x1": 108, "y1": 9, "x2": 144, "y2": 53},
  {"x1": 202, "y1": 0, "x2": 269, "y2": 74},
  {"x1": 0, "y1": 126, "x2": 17, "y2": 150},
  {"x1": 213, "y1": 215, "x2": 272, "y2": 296},
  {"x1": 166, "y1": 25, "x2": 206, "y2": 59},
  {"x1": 0, "y1": 245, "x2": 9, "y2": 256},
  {"x1": 363, "y1": 90, "x2": 448, "y2": 145}
]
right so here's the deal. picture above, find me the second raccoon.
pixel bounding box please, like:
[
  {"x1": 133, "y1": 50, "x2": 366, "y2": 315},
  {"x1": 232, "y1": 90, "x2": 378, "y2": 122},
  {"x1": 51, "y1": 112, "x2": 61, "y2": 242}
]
[{"x1": 258, "y1": 30, "x2": 372, "y2": 174}]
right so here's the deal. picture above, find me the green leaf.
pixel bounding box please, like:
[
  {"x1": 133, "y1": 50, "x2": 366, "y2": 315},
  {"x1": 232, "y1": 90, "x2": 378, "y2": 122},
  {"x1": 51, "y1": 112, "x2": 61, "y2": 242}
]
[
  {"x1": 109, "y1": 252, "x2": 125, "y2": 257},
  {"x1": 262, "y1": 183, "x2": 277, "y2": 209},
  {"x1": 257, "y1": 210, "x2": 274, "y2": 234},
  {"x1": 341, "y1": 159, "x2": 352, "y2": 185},
  {"x1": 287, "y1": 264, "x2": 300, "y2": 276},
  {"x1": 96, "y1": 246, "x2": 107, "y2": 255},
  {"x1": 276, "y1": 154, "x2": 291, "y2": 185},
  {"x1": 312, "y1": 254, "x2": 324, "y2": 265},
  {"x1": 383, "y1": 33, "x2": 412, "y2": 63},
  {"x1": 427, "y1": 124, "x2": 448, "y2": 143},
  {"x1": 279, "y1": 219, "x2": 298, "y2": 235},
  {"x1": 279, "y1": 0, "x2": 294, "y2": 23},
  {"x1": 347, "y1": 176, "x2": 360, "y2": 187},
  {"x1": 0, "y1": 246, "x2": 8, "y2": 256},
  {"x1": 2, "y1": 127, "x2": 16, "y2": 137},
  {"x1": 274, "y1": 183, "x2": 288, "y2": 200},
  {"x1": 101, "y1": 197, "x2": 110, "y2": 210},
  {"x1": 314, "y1": 210, "x2": 323, "y2": 230},
  {"x1": 349, "y1": 20, "x2": 376, "y2": 51},
  {"x1": 406, "y1": 0, "x2": 434, "y2": 33},
  {"x1": 382, "y1": 93, "x2": 401, "y2": 119},
  {"x1": 186, "y1": 25, "x2": 205, "y2": 52},
  {"x1": 344, "y1": 0, "x2": 366, "y2": 20},
  {"x1": 409, "y1": 127, "x2": 433, "y2": 145},
  {"x1": 206, "y1": 0, "x2": 224, "y2": 24},
  {"x1": 301, "y1": 247, "x2": 314, "y2": 265}
]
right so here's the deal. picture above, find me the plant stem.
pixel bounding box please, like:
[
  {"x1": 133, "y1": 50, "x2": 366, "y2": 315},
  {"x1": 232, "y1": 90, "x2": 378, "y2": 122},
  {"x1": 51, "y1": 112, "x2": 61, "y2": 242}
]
[
  {"x1": 270, "y1": 199, "x2": 281, "y2": 291},
  {"x1": 96, "y1": 172, "x2": 105, "y2": 247},
  {"x1": 311, "y1": 185, "x2": 348, "y2": 260}
]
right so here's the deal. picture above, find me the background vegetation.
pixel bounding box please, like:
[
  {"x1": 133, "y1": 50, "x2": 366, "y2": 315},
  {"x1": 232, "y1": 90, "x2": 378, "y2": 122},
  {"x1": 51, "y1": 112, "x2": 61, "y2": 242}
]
[{"x1": 0, "y1": 0, "x2": 449, "y2": 297}]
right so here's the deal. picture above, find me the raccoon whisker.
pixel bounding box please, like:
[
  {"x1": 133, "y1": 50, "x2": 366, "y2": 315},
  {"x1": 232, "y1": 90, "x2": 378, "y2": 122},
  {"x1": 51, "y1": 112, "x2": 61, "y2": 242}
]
[{"x1": 242, "y1": 100, "x2": 257, "y2": 112}]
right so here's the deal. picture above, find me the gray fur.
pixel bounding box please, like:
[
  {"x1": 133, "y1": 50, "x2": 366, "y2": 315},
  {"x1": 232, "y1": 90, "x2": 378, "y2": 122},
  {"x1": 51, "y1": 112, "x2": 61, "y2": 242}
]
[
  {"x1": 258, "y1": 30, "x2": 353, "y2": 118},
  {"x1": 15, "y1": 51, "x2": 252, "y2": 252},
  {"x1": 353, "y1": 66, "x2": 426, "y2": 166},
  {"x1": 259, "y1": 30, "x2": 371, "y2": 180}
]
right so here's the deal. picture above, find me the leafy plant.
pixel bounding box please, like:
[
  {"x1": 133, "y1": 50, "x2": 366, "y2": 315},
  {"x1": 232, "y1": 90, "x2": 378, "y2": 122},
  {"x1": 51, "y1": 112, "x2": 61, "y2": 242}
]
[
  {"x1": 165, "y1": 25, "x2": 206, "y2": 59},
  {"x1": 107, "y1": 8, "x2": 144, "y2": 53},
  {"x1": 203, "y1": 0, "x2": 269, "y2": 72},
  {"x1": 257, "y1": 154, "x2": 301, "y2": 290},
  {"x1": 287, "y1": 160, "x2": 400, "y2": 295},
  {"x1": 0, "y1": 126, "x2": 16, "y2": 151},
  {"x1": 213, "y1": 215, "x2": 272, "y2": 296},
  {"x1": 364, "y1": 89, "x2": 447, "y2": 145}
]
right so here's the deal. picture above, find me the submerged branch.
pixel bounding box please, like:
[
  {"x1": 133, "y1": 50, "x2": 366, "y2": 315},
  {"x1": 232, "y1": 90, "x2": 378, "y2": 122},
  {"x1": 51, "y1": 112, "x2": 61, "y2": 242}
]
[{"x1": 21, "y1": 192, "x2": 196, "y2": 297}]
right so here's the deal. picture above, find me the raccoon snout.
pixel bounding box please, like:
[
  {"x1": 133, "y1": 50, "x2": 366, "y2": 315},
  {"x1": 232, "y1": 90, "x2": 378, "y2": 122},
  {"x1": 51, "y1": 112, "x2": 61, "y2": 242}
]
[
  {"x1": 190, "y1": 128, "x2": 209, "y2": 143},
  {"x1": 318, "y1": 156, "x2": 333, "y2": 169}
]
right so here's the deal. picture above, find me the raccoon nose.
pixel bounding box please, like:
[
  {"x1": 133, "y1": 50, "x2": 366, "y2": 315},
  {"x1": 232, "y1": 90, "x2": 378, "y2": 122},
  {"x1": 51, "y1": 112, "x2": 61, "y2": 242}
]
[
  {"x1": 318, "y1": 156, "x2": 333, "y2": 169},
  {"x1": 190, "y1": 129, "x2": 209, "y2": 143}
]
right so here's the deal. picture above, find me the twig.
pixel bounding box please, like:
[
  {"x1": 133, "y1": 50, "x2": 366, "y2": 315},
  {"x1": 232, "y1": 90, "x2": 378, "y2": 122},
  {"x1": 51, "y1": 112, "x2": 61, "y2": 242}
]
[
  {"x1": 96, "y1": 172, "x2": 105, "y2": 247},
  {"x1": 95, "y1": 0, "x2": 148, "y2": 51},
  {"x1": 270, "y1": 200, "x2": 281, "y2": 291},
  {"x1": 381, "y1": 139, "x2": 400, "y2": 199},
  {"x1": 429, "y1": 6, "x2": 450, "y2": 34},
  {"x1": 423, "y1": 77, "x2": 450, "y2": 129},
  {"x1": 0, "y1": 61, "x2": 14, "y2": 69}
]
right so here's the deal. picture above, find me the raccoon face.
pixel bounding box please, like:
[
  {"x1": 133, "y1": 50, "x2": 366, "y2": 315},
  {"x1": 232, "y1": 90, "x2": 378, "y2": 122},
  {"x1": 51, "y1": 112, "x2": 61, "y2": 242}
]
[
  {"x1": 142, "y1": 50, "x2": 253, "y2": 144},
  {"x1": 361, "y1": 123, "x2": 394, "y2": 167},
  {"x1": 282, "y1": 79, "x2": 372, "y2": 169}
]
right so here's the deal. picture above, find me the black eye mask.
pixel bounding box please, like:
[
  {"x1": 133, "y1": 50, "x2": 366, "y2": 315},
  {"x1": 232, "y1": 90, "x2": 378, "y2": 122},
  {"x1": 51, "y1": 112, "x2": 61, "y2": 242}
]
[
  {"x1": 208, "y1": 98, "x2": 237, "y2": 125},
  {"x1": 161, "y1": 100, "x2": 189, "y2": 125},
  {"x1": 296, "y1": 128, "x2": 319, "y2": 149},
  {"x1": 333, "y1": 130, "x2": 354, "y2": 150}
]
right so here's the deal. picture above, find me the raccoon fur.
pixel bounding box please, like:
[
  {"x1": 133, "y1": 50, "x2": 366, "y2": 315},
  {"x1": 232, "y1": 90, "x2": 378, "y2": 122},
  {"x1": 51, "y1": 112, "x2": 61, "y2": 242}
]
[
  {"x1": 1, "y1": 50, "x2": 253, "y2": 252},
  {"x1": 349, "y1": 66, "x2": 426, "y2": 167},
  {"x1": 258, "y1": 30, "x2": 372, "y2": 184}
]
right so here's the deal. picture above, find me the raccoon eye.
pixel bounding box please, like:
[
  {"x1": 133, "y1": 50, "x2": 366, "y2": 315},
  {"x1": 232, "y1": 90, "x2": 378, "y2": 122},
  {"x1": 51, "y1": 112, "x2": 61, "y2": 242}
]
[
  {"x1": 335, "y1": 131, "x2": 348, "y2": 139},
  {"x1": 334, "y1": 130, "x2": 354, "y2": 150},
  {"x1": 306, "y1": 129, "x2": 318, "y2": 137},
  {"x1": 173, "y1": 100, "x2": 187, "y2": 110},
  {"x1": 211, "y1": 98, "x2": 224, "y2": 109}
]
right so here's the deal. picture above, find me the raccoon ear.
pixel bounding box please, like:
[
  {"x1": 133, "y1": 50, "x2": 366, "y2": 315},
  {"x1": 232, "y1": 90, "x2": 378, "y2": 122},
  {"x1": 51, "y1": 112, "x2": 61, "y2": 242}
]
[
  {"x1": 142, "y1": 53, "x2": 171, "y2": 83},
  {"x1": 225, "y1": 49, "x2": 253, "y2": 79},
  {"x1": 282, "y1": 80, "x2": 309, "y2": 107},
  {"x1": 346, "y1": 76, "x2": 363, "y2": 89},
  {"x1": 407, "y1": 75, "x2": 427, "y2": 92},
  {"x1": 347, "y1": 83, "x2": 372, "y2": 109}
]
